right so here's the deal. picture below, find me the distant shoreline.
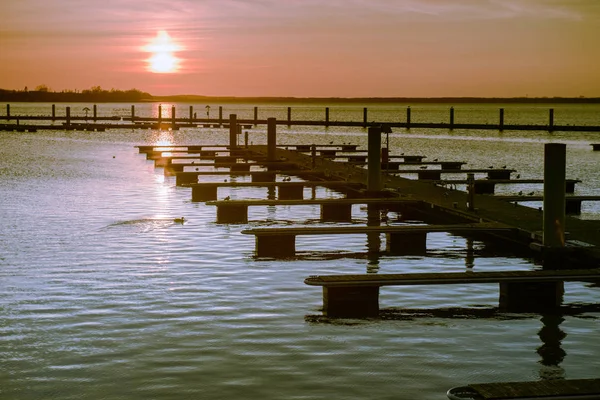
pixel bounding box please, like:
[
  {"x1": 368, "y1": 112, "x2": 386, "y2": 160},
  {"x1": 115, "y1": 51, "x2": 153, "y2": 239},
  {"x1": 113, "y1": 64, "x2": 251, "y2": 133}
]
[{"x1": 1, "y1": 88, "x2": 599, "y2": 104}]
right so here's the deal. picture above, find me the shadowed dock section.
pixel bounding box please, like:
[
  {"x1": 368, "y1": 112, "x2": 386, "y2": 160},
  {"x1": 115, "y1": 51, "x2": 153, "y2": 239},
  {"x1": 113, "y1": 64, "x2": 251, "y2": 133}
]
[
  {"x1": 305, "y1": 269, "x2": 600, "y2": 317},
  {"x1": 448, "y1": 378, "x2": 600, "y2": 399},
  {"x1": 185, "y1": 181, "x2": 365, "y2": 201}
]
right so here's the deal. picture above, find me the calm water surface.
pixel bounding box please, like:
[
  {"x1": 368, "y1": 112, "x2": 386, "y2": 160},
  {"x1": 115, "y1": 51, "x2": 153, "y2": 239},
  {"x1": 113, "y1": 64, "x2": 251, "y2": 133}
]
[{"x1": 1, "y1": 103, "x2": 599, "y2": 399}]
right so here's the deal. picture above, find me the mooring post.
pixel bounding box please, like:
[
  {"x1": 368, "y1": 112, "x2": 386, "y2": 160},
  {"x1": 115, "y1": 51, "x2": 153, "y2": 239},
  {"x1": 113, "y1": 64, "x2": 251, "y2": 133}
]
[
  {"x1": 93, "y1": 104, "x2": 97, "y2": 122},
  {"x1": 543, "y1": 143, "x2": 566, "y2": 249},
  {"x1": 467, "y1": 173, "x2": 475, "y2": 211},
  {"x1": 130, "y1": 105, "x2": 135, "y2": 122},
  {"x1": 66, "y1": 106, "x2": 71, "y2": 127},
  {"x1": 189, "y1": 106, "x2": 193, "y2": 122},
  {"x1": 6, "y1": 104, "x2": 10, "y2": 119},
  {"x1": 549, "y1": 108, "x2": 554, "y2": 132},
  {"x1": 158, "y1": 105, "x2": 162, "y2": 124},
  {"x1": 325, "y1": 107, "x2": 329, "y2": 127},
  {"x1": 229, "y1": 114, "x2": 238, "y2": 149},
  {"x1": 499, "y1": 108, "x2": 504, "y2": 130},
  {"x1": 219, "y1": 106, "x2": 223, "y2": 124},
  {"x1": 450, "y1": 107, "x2": 455, "y2": 129},
  {"x1": 253, "y1": 106, "x2": 258, "y2": 125},
  {"x1": 52, "y1": 104, "x2": 56, "y2": 121},
  {"x1": 311, "y1": 144, "x2": 317, "y2": 168},
  {"x1": 406, "y1": 106, "x2": 411, "y2": 129},
  {"x1": 171, "y1": 106, "x2": 176, "y2": 127},
  {"x1": 244, "y1": 131, "x2": 249, "y2": 148},
  {"x1": 267, "y1": 118, "x2": 277, "y2": 161},
  {"x1": 367, "y1": 126, "x2": 382, "y2": 192},
  {"x1": 363, "y1": 107, "x2": 368, "y2": 128},
  {"x1": 287, "y1": 107, "x2": 291, "y2": 126}
]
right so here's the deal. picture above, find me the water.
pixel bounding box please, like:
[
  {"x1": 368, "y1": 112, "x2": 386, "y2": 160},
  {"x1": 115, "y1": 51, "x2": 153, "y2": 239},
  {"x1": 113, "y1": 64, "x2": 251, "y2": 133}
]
[{"x1": 1, "y1": 102, "x2": 599, "y2": 399}]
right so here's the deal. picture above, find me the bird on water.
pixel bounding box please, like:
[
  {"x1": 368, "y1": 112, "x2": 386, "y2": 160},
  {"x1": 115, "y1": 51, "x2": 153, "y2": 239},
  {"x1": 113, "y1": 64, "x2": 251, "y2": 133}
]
[{"x1": 174, "y1": 217, "x2": 185, "y2": 223}]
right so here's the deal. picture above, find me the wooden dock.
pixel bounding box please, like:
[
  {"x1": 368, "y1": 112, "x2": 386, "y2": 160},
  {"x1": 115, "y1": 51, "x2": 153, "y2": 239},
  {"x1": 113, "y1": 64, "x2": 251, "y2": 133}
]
[
  {"x1": 241, "y1": 222, "x2": 515, "y2": 257},
  {"x1": 184, "y1": 181, "x2": 365, "y2": 202},
  {"x1": 494, "y1": 195, "x2": 600, "y2": 214},
  {"x1": 447, "y1": 378, "x2": 600, "y2": 399},
  {"x1": 208, "y1": 198, "x2": 419, "y2": 223},
  {"x1": 304, "y1": 269, "x2": 600, "y2": 317},
  {"x1": 4, "y1": 103, "x2": 600, "y2": 133}
]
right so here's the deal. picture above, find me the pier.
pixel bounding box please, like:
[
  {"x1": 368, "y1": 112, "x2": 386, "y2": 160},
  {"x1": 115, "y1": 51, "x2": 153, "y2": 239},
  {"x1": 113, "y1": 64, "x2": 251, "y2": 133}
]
[
  {"x1": 134, "y1": 120, "x2": 600, "y2": 321},
  {"x1": 3, "y1": 104, "x2": 600, "y2": 132}
]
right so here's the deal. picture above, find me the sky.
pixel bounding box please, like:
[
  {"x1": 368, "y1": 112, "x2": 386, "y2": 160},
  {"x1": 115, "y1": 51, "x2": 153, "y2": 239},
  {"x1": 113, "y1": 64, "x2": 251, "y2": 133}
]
[{"x1": 1, "y1": 0, "x2": 600, "y2": 97}]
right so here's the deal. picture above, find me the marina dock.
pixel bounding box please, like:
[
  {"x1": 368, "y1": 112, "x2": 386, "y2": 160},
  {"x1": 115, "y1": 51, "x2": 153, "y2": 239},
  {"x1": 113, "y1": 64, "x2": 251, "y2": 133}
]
[{"x1": 3, "y1": 103, "x2": 600, "y2": 133}]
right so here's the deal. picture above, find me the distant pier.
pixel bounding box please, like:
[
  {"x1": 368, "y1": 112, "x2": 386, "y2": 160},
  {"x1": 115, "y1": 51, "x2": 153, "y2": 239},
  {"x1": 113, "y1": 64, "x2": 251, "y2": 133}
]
[{"x1": 3, "y1": 104, "x2": 600, "y2": 132}]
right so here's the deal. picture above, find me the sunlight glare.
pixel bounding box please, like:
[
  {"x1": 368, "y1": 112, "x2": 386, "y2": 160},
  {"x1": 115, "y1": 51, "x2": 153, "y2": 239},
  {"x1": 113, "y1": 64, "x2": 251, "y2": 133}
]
[{"x1": 143, "y1": 30, "x2": 182, "y2": 73}]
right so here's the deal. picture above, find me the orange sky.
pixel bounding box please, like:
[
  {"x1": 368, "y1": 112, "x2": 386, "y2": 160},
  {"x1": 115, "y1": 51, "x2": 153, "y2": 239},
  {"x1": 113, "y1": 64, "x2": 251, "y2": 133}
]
[{"x1": 2, "y1": 0, "x2": 599, "y2": 97}]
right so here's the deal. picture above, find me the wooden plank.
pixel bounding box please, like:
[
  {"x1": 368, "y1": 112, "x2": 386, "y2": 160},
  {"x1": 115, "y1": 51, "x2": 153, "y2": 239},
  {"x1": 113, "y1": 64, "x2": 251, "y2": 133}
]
[
  {"x1": 241, "y1": 222, "x2": 515, "y2": 236},
  {"x1": 183, "y1": 181, "x2": 365, "y2": 188},
  {"x1": 436, "y1": 178, "x2": 582, "y2": 184},
  {"x1": 469, "y1": 378, "x2": 600, "y2": 399},
  {"x1": 388, "y1": 168, "x2": 516, "y2": 174},
  {"x1": 304, "y1": 269, "x2": 600, "y2": 287},
  {"x1": 495, "y1": 195, "x2": 600, "y2": 202},
  {"x1": 206, "y1": 198, "x2": 420, "y2": 207},
  {"x1": 181, "y1": 170, "x2": 324, "y2": 176}
]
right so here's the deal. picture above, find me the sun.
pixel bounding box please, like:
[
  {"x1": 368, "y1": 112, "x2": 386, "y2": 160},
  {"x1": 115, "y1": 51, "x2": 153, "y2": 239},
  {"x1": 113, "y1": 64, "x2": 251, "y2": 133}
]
[{"x1": 143, "y1": 30, "x2": 181, "y2": 73}]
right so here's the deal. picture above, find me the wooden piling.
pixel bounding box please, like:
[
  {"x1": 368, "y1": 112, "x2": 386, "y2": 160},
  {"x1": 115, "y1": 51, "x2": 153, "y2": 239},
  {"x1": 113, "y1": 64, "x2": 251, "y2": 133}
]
[
  {"x1": 549, "y1": 108, "x2": 555, "y2": 131},
  {"x1": 267, "y1": 118, "x2": 277, "y2": 161},
  {"x1": 66, "y1": 106, "x2": 71, "y2": 127},
  {"x1": 219, "y1": 106, "x2": 223, "y2": 123},
  {"x1": 171, "y1": 106, "x2": 176, "y2": 126},
  {"x1": 325, "y1": 107, "x2": 329, "y2": 127},
  {"x1": 189, "y1": 106, "x2": 193, "y2": 122},
  {"x1": 363, "y1": 107, "x2": 368, "y2": 128},
  {"x1": 131, "y1": 105, "x2": 135, "y2": 122},
  {"x1": 229, "y1": 114, "x2": 237, "y2": 149},
  {"x1": 406, "y1": 106, "x2": 411, "y2": 128},
  {"x1": 499, "y1": 108, "x2": 504, "y2": 130},
  {"x1": 6, "y1": 104, "x2": 10, "y2": 119},
  {"x1": 543, "y1": 143, "x2": 566, "y2": 249},
  {"x1": 367, "y1": 126, "x2": 382, "y2": 192},
  {"x1": 158, "y1": 105, "x2": 162, "y2": 124},
  {"x1": 287, "y1": 107, "x2": 291, "y2": 126},
  {"x1": 52, "y1": 104, "x2": 56, "y2": 121},
  {"x1": 450, "y1": 107, "x2": 455, "y2": 129},
  {"x1": 467, "y1": 173, "x2": 475, "y2": 211},
  {"x1": 254, "y1": 106, "x2": 258, "y2": 125}
]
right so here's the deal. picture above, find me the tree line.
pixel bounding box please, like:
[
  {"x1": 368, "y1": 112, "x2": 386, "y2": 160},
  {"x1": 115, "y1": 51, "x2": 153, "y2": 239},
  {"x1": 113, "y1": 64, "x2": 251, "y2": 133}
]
[{"x1": 0, "y1": 86, "x2": 152, "y2": 102}]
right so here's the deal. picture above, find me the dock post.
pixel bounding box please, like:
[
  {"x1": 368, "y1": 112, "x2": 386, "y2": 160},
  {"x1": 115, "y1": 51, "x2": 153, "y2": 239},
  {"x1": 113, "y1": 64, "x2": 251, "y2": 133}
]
[
  {"x1": 267, "y1": 118, "x2": 277, "y2": 161},
  {"x1": 245, "y1": 130, "x2": 249, "y2": 148},
  {"x1": 52, "y1": 104, "x2": 56, "y2": 121},
  {"x1": 189, "y1": 106, "x2": 193, "y2": 122},
  {"x1": 158, "y1": 105, "x2": 162, "y2": 124},
  {"x1": 311, "y1": 144, "x2": 317, "y2": 168},
  {"x1": 363, "y1": 107, "x2": 368, "y2": 128},
  {"x1": 229, "y1": 114, "x2": 238, "y2": 149},
  {"x1": 367, "y1": 126, "x2": 382, "y2": 192},
  {"x1": 325, "y1": 107, "x2": 329, "y2": 127},
  {"x1": 219, "y1": 106, "x2": 223, "y2": 124},
  {"x1": 406, "y1": 106, "x2": 411, "y2": 129},
  {"x1": 499, "y1": 108, "x2": 504, "y2": 131},
  {"x1": 549, "y1": 109, "x2": 554, "y2": 132},
  {"x1": 467, "y1": 173, "x2": 475, "y2": 211},
  {"x1": 66, "y1": 106, "x2": 71, "y2": 127},
  {"x1": 131, "y1": 105, "x2": 135, "y2": 122},
  {"x1": 543, "y1": 143, "x2": 566, "y2": 265},
  {"x1": 171, "y1": 106, "x2": 176, "y2": 127},
  {"x1": 253, "y1": 106, "x2": 258, "y2": 125},
  {"x1": 450, "y1": 107, "x2": 455, "y2": 129},
  {"x1": 287, "y1": 107, "x2": 291, "y2": 126},
  {"x1": 6, "y1": 104, "x2": 10, "y2": 119}
]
